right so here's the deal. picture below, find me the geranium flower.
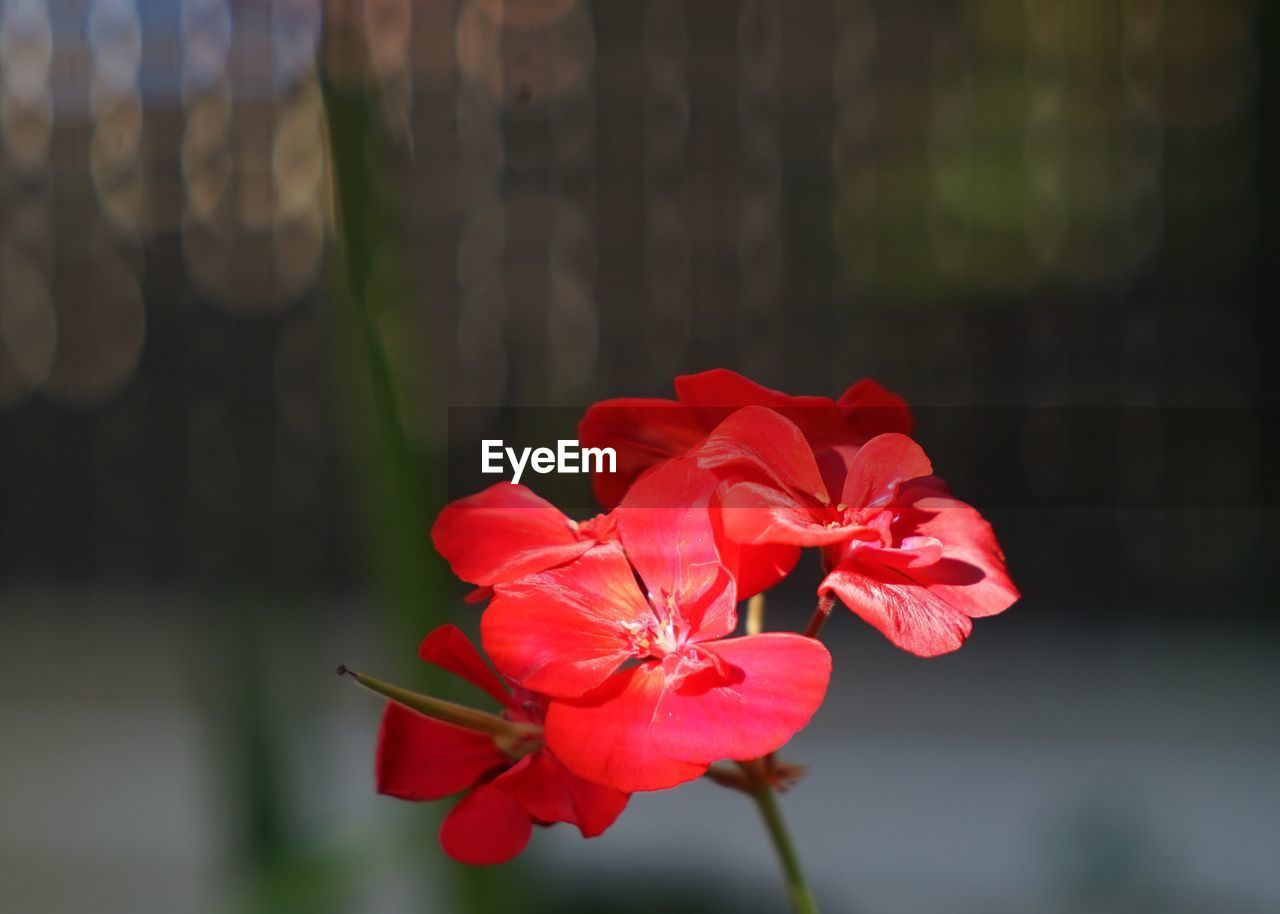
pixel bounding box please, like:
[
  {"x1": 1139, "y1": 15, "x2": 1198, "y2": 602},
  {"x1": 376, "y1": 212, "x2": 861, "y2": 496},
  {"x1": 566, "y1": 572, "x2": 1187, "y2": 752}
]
[
  {"x1": 376, "y1": 624, "x2": 628, "y2": 865},
  {"x1": 480, "y1": 458, "x2": 832, "y2": 792},
  {"x1": 578, "y1": 368, "x2": 913, "y2": 509},
  {"x1": 699, "y1": 407, "x2": 1019, "y2": 657}
]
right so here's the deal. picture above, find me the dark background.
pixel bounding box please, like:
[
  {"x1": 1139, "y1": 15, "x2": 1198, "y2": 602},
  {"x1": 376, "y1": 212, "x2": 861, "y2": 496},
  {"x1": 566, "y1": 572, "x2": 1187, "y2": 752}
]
[{"x1": 1, "y1": 2, "x2": 1276, "y2": 913}]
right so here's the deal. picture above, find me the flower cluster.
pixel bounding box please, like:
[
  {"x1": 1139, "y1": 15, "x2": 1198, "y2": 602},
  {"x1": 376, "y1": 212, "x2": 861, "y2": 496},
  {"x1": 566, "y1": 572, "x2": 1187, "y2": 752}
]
[{"x1": 360, "y1": 370, "x2": 1018, "y2": 865}]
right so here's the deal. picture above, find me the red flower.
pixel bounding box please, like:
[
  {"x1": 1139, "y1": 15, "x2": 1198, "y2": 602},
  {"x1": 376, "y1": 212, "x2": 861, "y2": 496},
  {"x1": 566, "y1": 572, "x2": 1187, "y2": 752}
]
[
  {"x1": 480, "y1": 458, "x2": 832, "y2": 792},
  {"x1": 376, "y1": 624, "x2": 628, "y2": 865},
  {"x1": 578, "y1": 368, "x2": 913, "y2": 510},
  {"x1": 700, "y1": 407, "x2": 1019, "y2": 657}
]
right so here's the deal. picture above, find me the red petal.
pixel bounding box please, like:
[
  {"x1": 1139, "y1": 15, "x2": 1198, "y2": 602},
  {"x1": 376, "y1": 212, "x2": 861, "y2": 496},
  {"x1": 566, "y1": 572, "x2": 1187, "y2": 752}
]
[
  {"x1": 719, "y1": 480, "x2": 850, "y2": 547},
  {"x1": 714, "y1": 534, "x2": 800, "y2": 601},
  {"x1": 678, "y1": 368, "x2": 846, "y2": 457},
  {"x1": 618, "y1": 455, "x2": 797, "y2": 605},
  {"x1": 618, "y1": 458, "x2": 738, "y2": 639},
  {"x1": 674, "y1": 368, "x2": 832, "y2": 417},
  {"x1": 679, "y1": 370, "x2": 907, "y2": 449},
  {"x1": 894, "y1": 479, "x2": 1020, "y2": 621},
  {"x1": 431, "y1": 483, "x2": 596, "y2": 586},
  {"x1": 821, "y1": 564, "x2": 974, "y2": 656},
  {"x1": 577, "y1": 398, "x2": 711, "y2": 509},
  {"x1": 419, "y1": 624, "x2": 511, "y2": 707},
  {"x1": 697, "y1": 406, "x2": 830, "y2": 505},
  {"x1": 674, "y1": 368, "x2": 781, "y2": 407},
  {"x1": 482, "y1": 544, "x2": 648, "y2": 697},
  {"x1": 839, "y1": 433, "x2": 933, "y2": 510},
  {"x1": 675, "y1": 369, "x2": 915, "y2": 450},
  {"x1": 814, "y1": 445, "x2": 859, "y2": 500},
  {"x1": 651, "y1": 634, "x2": 831, "y2": 765},
  {"x1": 835, "y1": 378, "x2": 915, "y2": 438},
  {"x1": 504, "y1": 750, "x2": 630, "y2": 837},
  {"x1": 375, "y1": 702, "x2": 508, "y2": 801},
  {"x1": 543, "y1": 663, "x2": 709, "y2": 792},
  {"x1": 867, "y1": 535, "x2": 945, "y2": 570},
  {"x1": 438, "y1": 781, "x2": 532, "y2": 865},
  {"x1": 545, "y1": 635, "x2": 831, "y2": 793}
]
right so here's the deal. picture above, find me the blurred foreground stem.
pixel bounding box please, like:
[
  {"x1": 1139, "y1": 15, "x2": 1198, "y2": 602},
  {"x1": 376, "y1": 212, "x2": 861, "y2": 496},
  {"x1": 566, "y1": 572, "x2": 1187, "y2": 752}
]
[
  {"x1": 320, "y1": 77, "x2": 435, "y2": 638},
  {"x1": 321, "y1": 70, "x2": 521, "y2": 914},
  {"x1": 746, "y1": 593, "x2": 766, "y2": 635}
]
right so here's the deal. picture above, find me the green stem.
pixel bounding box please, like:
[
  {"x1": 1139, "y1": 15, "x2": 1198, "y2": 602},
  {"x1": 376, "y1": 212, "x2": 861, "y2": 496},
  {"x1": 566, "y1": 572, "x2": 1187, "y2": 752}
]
[
  {"x1": 337, "y1": 666, "x2": 540, "y2": 748},
  {"x1": 750, "y1": 783, "x2": 821, "y2": 914}
]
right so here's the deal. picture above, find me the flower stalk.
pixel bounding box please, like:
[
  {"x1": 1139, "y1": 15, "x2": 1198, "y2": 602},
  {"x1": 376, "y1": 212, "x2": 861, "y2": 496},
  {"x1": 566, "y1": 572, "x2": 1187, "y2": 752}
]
[
  {"x1": 337, "y1": 665, "x2": 541, "y2": 756},
  {"x1": 802, "y1": 593, "x2": 836, "y2": 639},
  {"x1": 741, "y1": 762, "x2": 821, "y2": 914}
]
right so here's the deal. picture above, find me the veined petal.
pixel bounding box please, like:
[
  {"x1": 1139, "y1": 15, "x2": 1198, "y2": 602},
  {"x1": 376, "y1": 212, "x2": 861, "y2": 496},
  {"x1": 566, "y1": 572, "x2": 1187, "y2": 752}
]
[
  {"x1": 418, "y1": 624, "x2": 512, "y2": 708},
  {"x1": 504, "y1": 750, "x2": 630, "y2": 838},
  {"x1": 839, "y1": 433, "x2": 933, "y2": 510},
  {"x1": 719, "y1": 480, "x2": 850, "y2": 547},
  {"x1": 545, "y1": 635, "x2": 831, "y2": 793},
  {"x1": 439, "y1": 781, "x2": 532, "y2": 865},
  {"x1": 482, "y1": 544, "x2": 649, "y2": 697},
  {"x1": 821, "y1": 562, "x2": 975, "y2": 657},
  {"x1": 698, "y1": 406, "x2": 830, "y2": 505},
  {"x1": 893, "y1": 478, "x2": 1020, "y2": 620},
  {"x1": 578, "y1": 397, "x2": 711, "y2": 509},
  {"x1": 375, "y1": 702, "x2": 508, "y2": 801},
  {"x1": 651, "y1": 634, "x2": 831, "y2": 765},
  {"x1": 431, "y1": 483, "x2": 596, "y2": 586},
  {"x1": 543, "y1": 663, "x2": 709, "y2": 793},
  {"x1": 619, "y1": 457, "x2": 738, "y2": 639}
]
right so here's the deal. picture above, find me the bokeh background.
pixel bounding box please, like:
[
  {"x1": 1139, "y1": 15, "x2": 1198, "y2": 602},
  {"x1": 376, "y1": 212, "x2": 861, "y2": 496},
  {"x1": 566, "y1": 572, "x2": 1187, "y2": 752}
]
[{"x1": 1, "y1": 1, "x2": 1277, "y2": 912}]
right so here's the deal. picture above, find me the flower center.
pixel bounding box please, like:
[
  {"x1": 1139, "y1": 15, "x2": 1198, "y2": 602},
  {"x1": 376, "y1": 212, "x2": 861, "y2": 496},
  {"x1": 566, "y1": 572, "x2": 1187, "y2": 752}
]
[
  {"x1": 626, "y1": 613, "x2": 683, "y2": 658},
  {"x1": 822, "y1": 503, "x2": 896, "y2": 548},
  {"x1": 621, "y1": 586, "x2": 699, "y2": 661}
]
